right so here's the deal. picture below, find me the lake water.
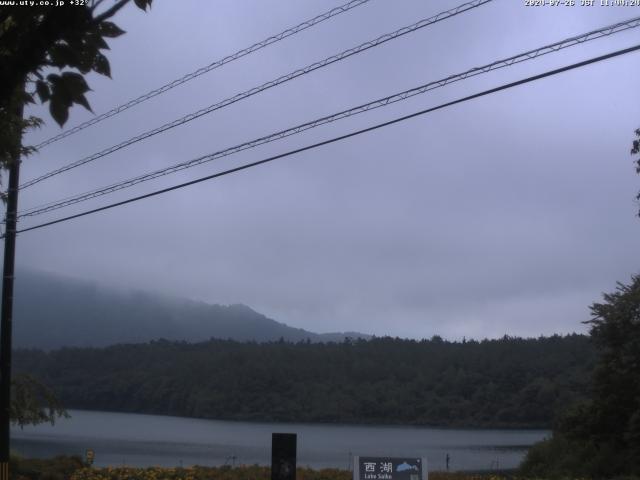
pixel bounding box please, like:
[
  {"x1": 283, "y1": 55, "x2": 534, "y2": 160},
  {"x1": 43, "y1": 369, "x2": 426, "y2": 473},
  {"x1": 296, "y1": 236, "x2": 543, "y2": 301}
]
[{"x1": 11, "y1": 410, "x2": 548, "y2": 471}]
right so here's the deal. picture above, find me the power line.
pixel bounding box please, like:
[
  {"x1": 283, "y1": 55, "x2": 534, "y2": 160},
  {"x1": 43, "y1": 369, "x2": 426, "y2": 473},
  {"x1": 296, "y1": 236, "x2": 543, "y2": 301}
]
[
  {"x1": 20, "y1": 0, "x2": 493, "y2": 190},
  {"x1": 33, "y1": 0, "x2": 374, "y2": 150},
  {"x1": 18, "y1": 15, "x2": 640, "y2": 219},
  {"x1": 12, "y1": 43, "x2": 640, "y2": 237}
]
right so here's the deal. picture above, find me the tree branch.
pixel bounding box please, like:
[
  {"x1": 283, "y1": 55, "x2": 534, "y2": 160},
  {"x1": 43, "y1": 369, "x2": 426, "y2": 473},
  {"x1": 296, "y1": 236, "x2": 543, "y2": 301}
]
[
  {"x1": 90, "y1": 0, "x2": 107, "y2": 12},
  {"x1": 93, "y1": 0, "x2": 131, "y2": 24}
]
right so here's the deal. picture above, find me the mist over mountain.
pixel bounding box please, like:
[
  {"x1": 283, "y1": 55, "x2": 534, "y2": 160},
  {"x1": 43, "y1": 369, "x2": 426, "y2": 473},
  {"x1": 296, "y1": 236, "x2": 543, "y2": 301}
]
[{"x1": 13, "y1": 269, "x2": 368, "y2": 349}]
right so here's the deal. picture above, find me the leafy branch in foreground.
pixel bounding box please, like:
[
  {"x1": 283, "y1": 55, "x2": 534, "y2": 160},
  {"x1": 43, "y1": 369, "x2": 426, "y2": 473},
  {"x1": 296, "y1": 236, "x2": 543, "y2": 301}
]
[
  {"x1": 633, "y1": 128, "x2": 640, "y2": 216},
  {"x1": 10, "y1": 373, "x2": 68, "y2": 428},
  {"x1": 0, "y1": 0, "x2": 152, "y2": 187}
]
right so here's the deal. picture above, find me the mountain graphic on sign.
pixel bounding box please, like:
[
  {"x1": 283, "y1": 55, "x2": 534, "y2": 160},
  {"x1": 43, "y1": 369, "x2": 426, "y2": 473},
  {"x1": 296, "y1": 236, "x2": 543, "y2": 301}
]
[{"x1": 396, "y1": 463, "x2": 418, "y2": 472}]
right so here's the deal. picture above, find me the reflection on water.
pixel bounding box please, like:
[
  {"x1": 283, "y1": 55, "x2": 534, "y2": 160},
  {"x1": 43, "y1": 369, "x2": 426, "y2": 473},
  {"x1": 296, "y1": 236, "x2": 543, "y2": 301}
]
[{"x1": 12, "y1": 410, "x2": 549, "y2": 471}]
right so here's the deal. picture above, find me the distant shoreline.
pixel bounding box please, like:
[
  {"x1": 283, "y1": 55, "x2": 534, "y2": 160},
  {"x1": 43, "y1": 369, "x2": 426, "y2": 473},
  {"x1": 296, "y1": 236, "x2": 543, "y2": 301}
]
[{"x1": 52, "y1": 408, "x2": 554, "y2": 432}]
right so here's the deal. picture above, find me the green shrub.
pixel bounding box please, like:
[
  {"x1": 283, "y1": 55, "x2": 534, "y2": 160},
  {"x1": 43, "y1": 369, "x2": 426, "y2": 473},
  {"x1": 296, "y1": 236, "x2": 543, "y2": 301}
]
[{"x1": 9, "y1": 454, "x2": 84, "y2": 480}]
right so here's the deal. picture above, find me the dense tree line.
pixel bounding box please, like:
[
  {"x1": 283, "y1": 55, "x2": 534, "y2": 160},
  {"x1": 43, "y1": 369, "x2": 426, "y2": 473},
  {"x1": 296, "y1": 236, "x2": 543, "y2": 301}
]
[{"x1": 13, "y1": 335, "x2": 593, "y2": 428}]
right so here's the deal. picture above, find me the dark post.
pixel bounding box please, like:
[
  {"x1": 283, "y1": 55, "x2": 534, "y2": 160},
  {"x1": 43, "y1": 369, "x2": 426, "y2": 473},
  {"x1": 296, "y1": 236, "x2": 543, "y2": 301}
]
[
  {"x1": 0, "y1": 100, "x2": 22, "y2": 480},
  {"x1": 271, "y1": 433, "x2": 296, "y2": 480}
]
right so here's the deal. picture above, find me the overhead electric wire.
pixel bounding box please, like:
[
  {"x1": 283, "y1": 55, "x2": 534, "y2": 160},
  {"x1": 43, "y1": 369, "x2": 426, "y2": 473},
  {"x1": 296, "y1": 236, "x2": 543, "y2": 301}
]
[
  {"x1": 34, "y1": 0, "x2": 374, "y2": 150},
  {"x1": 11, "y1": 42, "x2": 640, "y2": 237},
  {"x1": 18, "y1": 14, "x2": 640, "y2": 219},
  {"x1": 20, "y1": 0, "x2": 493, "y2": 190}
]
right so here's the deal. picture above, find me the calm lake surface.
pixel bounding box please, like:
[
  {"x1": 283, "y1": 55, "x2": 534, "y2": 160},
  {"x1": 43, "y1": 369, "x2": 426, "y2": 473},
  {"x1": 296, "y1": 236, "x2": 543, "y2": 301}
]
[{"x1": 11, "y1": 410, "x2": 548, "y2": 471}]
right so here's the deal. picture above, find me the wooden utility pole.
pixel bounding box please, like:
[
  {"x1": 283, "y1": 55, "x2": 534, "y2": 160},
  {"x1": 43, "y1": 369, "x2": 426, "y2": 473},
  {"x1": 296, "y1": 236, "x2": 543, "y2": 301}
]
[{"x1": 0, "y1": 99, "x2": 23, "y2": 480}]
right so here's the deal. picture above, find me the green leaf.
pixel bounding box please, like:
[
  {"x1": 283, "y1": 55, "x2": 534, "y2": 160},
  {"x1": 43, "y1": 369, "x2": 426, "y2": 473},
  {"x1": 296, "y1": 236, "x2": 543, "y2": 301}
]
[
  {"x1": 35, "y1": 80, "x2": 50, "y2": 102},
  {"x1": 134, "y1": 0, "x2": 152, "y2": 10},
  {"x1": 21, "y1": 91, "x2": 35, "y2": 105},
  {"x1": 87, "y1": 33, "x2": 110, "y2": 50},
  {"x1": 48, "y1": 77, "x2": 72, "y2": 107},
  {"x1": 99, "y1": 21, "x2": 125, "y2": 38},
  {"x1": 47, "y1": 72, "x2": 93, "y2": 121},
  {"x1": 48, "y1": 44, "x2": 77, "y2": 68},
  {"x1": 60, "y1": 71, "x2": 90, "y2": 95},
  {"x1": 93, "y1": 52, "x2": 111, "y2": 77},
  {"x1": 74, "y1": 48, "x2": 95, "y2": 74},
  {"x1": 24, "y1": 115, "x2": 44, "y2": 130},
  {"x1": 75, "y1": 93, "x2": 92, "y2": 113},
  {"x1": 60, "y1": 72, "x2": 93, "y2": 112},
  {"x1": 49, "y1": 98, "x2": 69, "y2": 127}
]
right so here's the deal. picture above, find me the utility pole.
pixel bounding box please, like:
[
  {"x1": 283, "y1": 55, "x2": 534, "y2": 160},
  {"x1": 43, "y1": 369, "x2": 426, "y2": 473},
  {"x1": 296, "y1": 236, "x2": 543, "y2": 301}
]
[{"x1": 0, "y1": 99, "x2": 23, "y2": 480}]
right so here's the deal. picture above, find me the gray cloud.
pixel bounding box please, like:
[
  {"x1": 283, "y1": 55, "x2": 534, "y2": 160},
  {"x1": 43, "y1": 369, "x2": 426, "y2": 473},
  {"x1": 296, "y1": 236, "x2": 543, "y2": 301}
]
[{"x1": 16, "y1": 0, "x2": 640, "y2": 340}]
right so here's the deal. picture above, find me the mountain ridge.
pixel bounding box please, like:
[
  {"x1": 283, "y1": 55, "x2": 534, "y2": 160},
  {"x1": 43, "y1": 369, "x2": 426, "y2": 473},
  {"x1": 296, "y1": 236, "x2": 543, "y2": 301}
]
[{"x1": 13, "y1": 269, "x2": 369, "y2": 349}]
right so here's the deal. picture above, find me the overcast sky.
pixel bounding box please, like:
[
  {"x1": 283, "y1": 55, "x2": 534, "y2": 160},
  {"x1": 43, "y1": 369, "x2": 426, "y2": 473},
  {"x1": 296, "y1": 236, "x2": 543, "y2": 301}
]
[{"x1": 15, "y1": 0, "x2": 640, "y2": 340}]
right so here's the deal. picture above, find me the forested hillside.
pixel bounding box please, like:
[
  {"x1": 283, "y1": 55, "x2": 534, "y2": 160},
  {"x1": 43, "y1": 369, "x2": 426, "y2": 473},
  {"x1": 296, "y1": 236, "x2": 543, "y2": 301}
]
[
  {"x1": 14, "y1": 335, "x2": 595, "y2": 428},
  {"x1": 13, "y1": 270, "x2": 367, "y2": 348}
]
